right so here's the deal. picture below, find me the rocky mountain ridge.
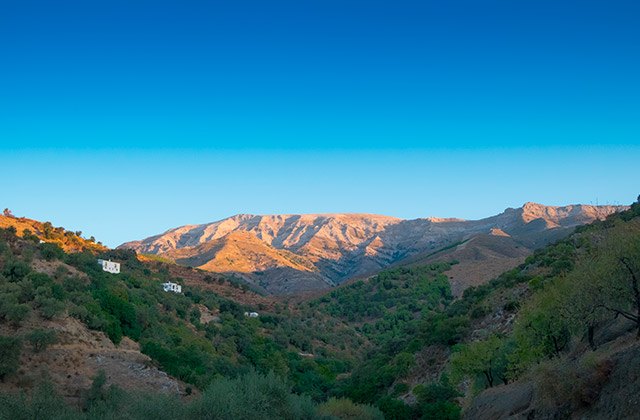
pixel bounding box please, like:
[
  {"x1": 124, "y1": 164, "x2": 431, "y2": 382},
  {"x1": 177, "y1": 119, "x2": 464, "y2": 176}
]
[{"x1": 119, "y1": 203, "x2": 626, "y2": 294}]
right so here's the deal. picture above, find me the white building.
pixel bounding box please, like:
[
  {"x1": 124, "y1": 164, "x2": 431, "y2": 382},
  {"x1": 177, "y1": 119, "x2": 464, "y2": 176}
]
[
  {"x1": 97, "y1": 259, "x2": 120, "y2": 274},
  {"x1": 244, "y1": 311, "x2": 259, "y2": 318},
  {"x1": 162, "y1": 282, "x2": 182, "y2": 294}
]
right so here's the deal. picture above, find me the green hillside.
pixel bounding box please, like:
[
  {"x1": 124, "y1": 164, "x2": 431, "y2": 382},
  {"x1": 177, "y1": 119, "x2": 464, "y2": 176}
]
[
  {"x1": 305, "y1": 199, "x2": 640, "y2": 419},
  {"x1": 0, "y1": 199, "x2": 639, "y2": 419},
  {"x1": 0, "y1": 227, "x2": 380, "y2": 419}
]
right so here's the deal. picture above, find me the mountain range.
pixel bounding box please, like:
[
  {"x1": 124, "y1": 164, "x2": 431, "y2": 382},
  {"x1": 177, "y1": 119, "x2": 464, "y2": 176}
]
[{"x1": 119, "y1": 202, "x2": 626, "y2": 294}]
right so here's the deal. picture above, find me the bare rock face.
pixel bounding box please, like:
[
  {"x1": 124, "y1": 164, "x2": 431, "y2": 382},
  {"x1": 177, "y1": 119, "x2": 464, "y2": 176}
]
[{"x1": 119, "y1": 203, "x2": 626, "y2": 294}]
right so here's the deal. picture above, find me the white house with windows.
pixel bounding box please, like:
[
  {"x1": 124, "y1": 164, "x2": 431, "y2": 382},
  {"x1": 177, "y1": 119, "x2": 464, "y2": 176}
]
[
  {"x1": 97, "y1": 259, "x2": 120, "y2": 274},
  {"x1": 244, "y1": 311, "x2": 259, "y2": 318},
  {"x1": 162, "y1": 281, "x2": 182, "y2": 294}
]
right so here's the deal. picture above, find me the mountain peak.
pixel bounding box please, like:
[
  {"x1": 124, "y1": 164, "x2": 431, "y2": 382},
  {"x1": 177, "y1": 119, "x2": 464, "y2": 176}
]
[
  {"x1": 518, "y1": 202, "x2": 627, "y2": 225},
  {"x1": 119, "y1": 202, "x2": 627, "y2": 294}
]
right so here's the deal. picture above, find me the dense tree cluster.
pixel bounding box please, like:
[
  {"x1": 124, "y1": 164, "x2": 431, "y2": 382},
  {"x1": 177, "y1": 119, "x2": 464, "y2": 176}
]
[{"x1": 0, "y1": 371, "x2": 383, "y2": 420}]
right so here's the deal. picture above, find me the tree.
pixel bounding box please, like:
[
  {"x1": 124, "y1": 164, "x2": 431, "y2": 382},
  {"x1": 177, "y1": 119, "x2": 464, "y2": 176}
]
[
  {"x1": 571, "y1": 220, "x2": 640, "y2": 338},
  {"x1": 413, "y1": 382, "x2": 461, "y2": 420},
  {"x1": 511, "y1": 283, "x2": 571, "y2": 371},
  {"x1": 42, "y1": 222, "x2": 53, "y2": 239},
  {"x1": 22, "y1": 229, "x2": 40, "y2": 243},
  {"x1": 36, "y1": 297, "x2": 65, "y2": 320},
  {"x1": 0, "y1": 336, "x2": 22, "y2": 381},
  {"x1": 27, "y1": 329, "x2": 58, "y2": 352},
  {"x1": 450, "y1": 335, "x2": 510, "y2": 388},
  {"x1": 3, "y1": 208, "x2": 13, "y2": 217},
  {"x1": 83, "y1": 370, "x2": 108, "y2": 411},
  {"x1": 2, "y1": 260, "x2": 31, "y2": 281},
  {"x1": 4, "y1": 303, "x2": 30, "y2": 326},
  {"x1": 40, "y1": 243, "x2": 65, "y2": 261}
]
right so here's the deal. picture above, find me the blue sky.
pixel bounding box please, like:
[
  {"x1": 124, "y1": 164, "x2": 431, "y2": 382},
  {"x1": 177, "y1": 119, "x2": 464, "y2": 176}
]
[{"x1": 1, "y1": 1, "x2": 638, "y2": 246}]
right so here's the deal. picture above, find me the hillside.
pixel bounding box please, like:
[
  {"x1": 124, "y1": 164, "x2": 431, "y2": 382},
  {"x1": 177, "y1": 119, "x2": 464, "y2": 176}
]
[
  {"x1": 401, "y1": 232, "x2": 531, "y2": 296},
  {"x1": 298, "y1": 199, "x2": 640, "y2": 419},
  {"x1": 0, "y1": 225, "x2": 378, "y2": 418},
  {"x1": 456, "y1": 203, "x2": 640, "y2": 419},
  {"x1": 0, "y1": 213, "x2": 106, "y2": 253},
  {"x1": 119, "y1": 203, "x2": 625, "y2": 294},
  {"x1": 1, "y1": 200, "x2": 639, "y2": 419}
]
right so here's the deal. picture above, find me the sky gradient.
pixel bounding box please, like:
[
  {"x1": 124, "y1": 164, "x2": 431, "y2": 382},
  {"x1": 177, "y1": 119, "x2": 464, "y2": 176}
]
[{"x1": 1, "y1": 1, "x2": 639, "y2": 246}]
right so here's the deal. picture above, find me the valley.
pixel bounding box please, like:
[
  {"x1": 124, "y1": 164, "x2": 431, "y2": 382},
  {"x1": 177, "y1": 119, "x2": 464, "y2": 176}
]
[{"x1": 0, "y1": 199, "x2": 638, "y2": 419}]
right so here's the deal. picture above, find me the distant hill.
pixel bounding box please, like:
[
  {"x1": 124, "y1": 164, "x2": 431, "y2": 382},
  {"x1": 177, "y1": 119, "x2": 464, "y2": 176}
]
[
  {"x1": 119, "y1": 203, "x2": 626, "y2": 294},
  {"x1": 0, "y1": 214, "x2": 106, "y2": 253},
  {"x1": 401, "y1": 232, "x2": 531, "y2": 296}
]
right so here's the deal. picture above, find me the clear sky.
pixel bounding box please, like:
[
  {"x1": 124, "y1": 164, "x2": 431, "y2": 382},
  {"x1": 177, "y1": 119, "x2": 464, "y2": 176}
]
[{"x1": 1, "y1": 1, "x2": 638, "y2": 247}]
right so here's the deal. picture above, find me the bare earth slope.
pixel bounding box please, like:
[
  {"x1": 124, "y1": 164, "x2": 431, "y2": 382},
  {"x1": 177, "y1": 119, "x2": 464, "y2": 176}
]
[
  {"x1": 402, "y1": 232, "x2": 531, "y2": 297},
  {"x1": 120, "y1": 203, "x2": 625, "y2": 294}
]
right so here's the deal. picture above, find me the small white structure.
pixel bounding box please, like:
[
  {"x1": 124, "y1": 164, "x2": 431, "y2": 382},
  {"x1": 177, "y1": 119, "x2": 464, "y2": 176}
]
[
  {"x1": 244, "y1": 311, "x2": 259, "y2": 318},
  {"x1": 97, "y1": 259, "x2": 120, "y2": 274},
  {"x1": 162, "y1": 282, "x2": 182, "y2": 294}
]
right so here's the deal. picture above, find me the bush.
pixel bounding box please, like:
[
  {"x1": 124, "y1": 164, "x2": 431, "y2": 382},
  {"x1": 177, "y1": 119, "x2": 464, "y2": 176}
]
[
  {"x1": 190, "y1": 371, "x2": 316, "y2": 419},
  {"x1": 533, "y1": 356, "x2": 614, "y2": 411}
]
